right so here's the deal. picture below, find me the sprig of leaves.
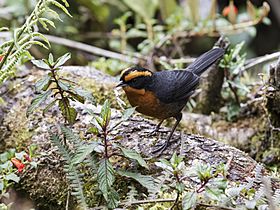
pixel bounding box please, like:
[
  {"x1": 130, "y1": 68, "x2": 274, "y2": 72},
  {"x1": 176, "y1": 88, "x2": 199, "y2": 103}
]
[
  {"x1": 27, "y1": 53, "x2": 94, "y2": 124},
  {"x1": 88, "y1": 100, "x2": 154, "y2": 208},
  {"x1": 0, "y1": 0, "x2": 71, "y2": 85}
]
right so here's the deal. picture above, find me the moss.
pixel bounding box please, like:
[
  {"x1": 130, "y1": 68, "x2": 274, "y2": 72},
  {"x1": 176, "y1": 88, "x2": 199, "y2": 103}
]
[
  {"x1": 18, "y1": 160, "x2": 76, "y2": 210},
  {"x1": 1, "y1": 102, "x2": 33, "y2": 152},
  {"x1": 249, "y1": 120, "x2": 280, "y2": 166},
  {"x1": 76, "y1": 76, "x2": 128, "y2": 109}
]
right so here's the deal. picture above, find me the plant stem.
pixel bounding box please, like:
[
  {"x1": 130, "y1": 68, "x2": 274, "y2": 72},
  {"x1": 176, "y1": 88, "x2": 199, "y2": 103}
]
[
  {"x1": 103, "y1": 129, "x2": 108, "y2": 159},
  {"x1": 224, "y1": 68, "x2": 240, "y2": 105},
  {"x1": 50, "y1": 68, "x2": 68, "y2": 124}
]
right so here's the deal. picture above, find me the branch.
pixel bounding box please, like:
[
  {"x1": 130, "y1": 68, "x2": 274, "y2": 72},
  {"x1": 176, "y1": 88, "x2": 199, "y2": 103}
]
[{"x1": 241, "y1": 51, "x2": 280, "y2": 74}]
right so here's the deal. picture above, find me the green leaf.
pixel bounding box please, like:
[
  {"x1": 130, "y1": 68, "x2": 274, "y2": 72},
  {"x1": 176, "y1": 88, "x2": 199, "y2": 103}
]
[
  {"x1": 205, "y1": 186, "x2": 224, "y2": 200},
  {"x1": 48, "y1": 53, "x2": 54, "y2": 66},
  {"x1": 54, "y1": 52, "x2": 71, "y2": 68},
  {"x1": 68, "y1": 92, "x2": 85, "y2": 103},
  {"x1": 5, "y1": 173, "x2": 20, "y2": 183},
  {"x1": 97, "y1": 159, "x2": 115, "y2": 201},
  {"x1": 100, "y1": 100, "x2": 111, "y2": 128},
  {"x1": 39, "y1": 18, "x2": 56, "y2": 29},
  {"x1": 32, "y1": 32, "x2": 51, "y2": 48},
  {"x1": 107, "y1": 189, "x2": 120, "y2": 209},
  {"x1": 58, "y1": 80, "x2": 71, "y2": 91},
  {"x1": 71, "y1": 144, "x2": 97, "y2": 165},
  {"x1": 121, "y1": 107, "x2": 135, "y2": 121},
  {"x1": 48, "y1": 0, "x2": 73, "y2": 17},
  {"x1": 182, "y1": 191, "x2": 197, "y2": 210},
  {"x1": 58, "y1": 99, "x2": 77, "y2": 124},
  {"x1": 210, "y1": 177, "x2": 228, "y2": 191},
  {"x1": 72, "y1": 87, "x2": 94, "y2": 103},
  {"x1": 158, "y1": 0, "x2": 177, "y2": 20},
  {"x1": 119, "y1": 146, "x2": 149, "y2": 169},
  {"x1": 31, "y1": 59, "x2": 50, "y2": 70},
  {"x1": 117, "y1": 170, "x2": 156, "y2": 193},
  {"x1": 196, "y1": 163, "x2": 212, "y2": 182},
  {"x1": 35, "y1": 75, "x2": 51, "y2": 91},
  {"x1": 92, "y1": 117, "x2": 103, "y2": 133},
  {"x1": 61, "y1": 0, "x2": 69, "y2": 7},
  {"x1": 43, "y1": 99, "x2": 58, "y2": 115},
  {"x1": 170, "y1": 152, "x2": 184, "y2": 168},
  {"x1": 27, "y1": 89, "x2": 52, "y2": 116}
]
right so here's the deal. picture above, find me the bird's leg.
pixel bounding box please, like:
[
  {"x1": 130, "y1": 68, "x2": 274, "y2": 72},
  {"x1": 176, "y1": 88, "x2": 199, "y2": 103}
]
[
  {"x1": 147, "y1": 119, "x2": 164, "y2": 136},
  {"x1": 152, "y1": 113, "x2": 182, "y2": 154}
]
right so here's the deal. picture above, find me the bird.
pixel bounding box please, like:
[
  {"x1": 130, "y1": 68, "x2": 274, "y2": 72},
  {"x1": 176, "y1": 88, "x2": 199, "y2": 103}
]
[{"x1": 117, "y1": 47, "x2": 224, "y2": 154}]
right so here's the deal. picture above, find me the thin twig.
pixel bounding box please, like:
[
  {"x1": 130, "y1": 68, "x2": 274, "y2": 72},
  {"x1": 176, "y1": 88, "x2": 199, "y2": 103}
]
[
  {"x1": 66, "y1": 189, "x2": 70, "y2": 210},
  {"x1": 241, "y1": 51, "x2": 280, "y2": 74},
  {"x1": 119, "y1": 198, "x2": 236, "y2": 210},
  {"x1": 120, "y1": 198, "x2": 175, "y2": 206}
]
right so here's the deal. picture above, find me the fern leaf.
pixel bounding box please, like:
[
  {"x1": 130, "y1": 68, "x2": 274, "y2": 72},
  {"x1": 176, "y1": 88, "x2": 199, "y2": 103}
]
[
  {"x1": 45, "y1": 8, "x2": 62, "y2": 21},
  {"x1": 21, "y1": 40, "x2": 49, "y2": 50},
  {"x1": 47, "y1": 0, "x2": 72, "y2": 17},
  {"x1": 61, "y1": 0, "x2": 69, "y2": 7},
  {"x1": 60, "y1": 125, "x2": 81, "y2": 147},
  {"x1": 32, "y1": 32, "x2": 51, "y2": 47},
  {"x1": 125, "y1": 185, "x2": 138, "y2": 202},
  {"x1": 0, "y1": 40, "x2": 13, "y2": 49},
  {"x1": 50, "y1": 135, "x2": 88, "y2": 209}
]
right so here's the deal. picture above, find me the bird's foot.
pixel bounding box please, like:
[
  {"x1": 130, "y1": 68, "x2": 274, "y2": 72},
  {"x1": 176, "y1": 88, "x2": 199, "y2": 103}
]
[
  {"x1": 152, "y1": 141, "x2": 170, "y2": 155},
  {"x1": 147, "y1": 126, "x2": 161, "y2": 137}
]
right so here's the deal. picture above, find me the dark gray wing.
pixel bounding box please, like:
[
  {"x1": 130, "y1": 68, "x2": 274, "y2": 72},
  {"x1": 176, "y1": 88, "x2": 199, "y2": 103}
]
[{"x1": 153, "y1": 70, "x2": 199, "y2": 103}]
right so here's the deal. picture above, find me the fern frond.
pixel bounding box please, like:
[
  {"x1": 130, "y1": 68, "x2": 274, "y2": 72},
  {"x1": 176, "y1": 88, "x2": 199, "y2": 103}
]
[
  {"x1": 47, "y1": 0, "x2": 72, "y2": 17},
  {"x1": 45, "y1": 8, "x2": 62, "y2": 21},
  {"x1": 60, "y1": 125, "x2": 81, "y2": 148},
  {"x1": 125, "y1": 185, "x2": 138, "y2": 202},
  {"x1": 31, "y1": 32, "x2": 51, "y2": 47},
  {"x1": 272, "y1": 189, "x2": 280, "y2": 206},
  {"x1": 0, "y1": 40, "x2": 13, "y2": 49},
  {"x1": 50, "y1": 134, "x2": 88, "y2": 209}
]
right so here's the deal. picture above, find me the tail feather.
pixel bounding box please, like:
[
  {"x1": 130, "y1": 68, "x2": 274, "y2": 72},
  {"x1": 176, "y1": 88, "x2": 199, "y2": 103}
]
[{"x1": 186, "y1": 48, "x2": 224, "y2": 76}]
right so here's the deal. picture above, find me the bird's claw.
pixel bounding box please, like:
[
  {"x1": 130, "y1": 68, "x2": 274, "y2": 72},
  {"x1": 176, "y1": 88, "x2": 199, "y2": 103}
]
[{"x1": 152, "y1": 141, "x2": 169, "y2": 155}]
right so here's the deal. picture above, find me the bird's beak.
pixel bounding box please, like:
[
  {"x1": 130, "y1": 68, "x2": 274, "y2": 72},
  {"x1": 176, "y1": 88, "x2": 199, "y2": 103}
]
[{"x1": 116, "y1": 81, "x2": 127, "y2": 88}]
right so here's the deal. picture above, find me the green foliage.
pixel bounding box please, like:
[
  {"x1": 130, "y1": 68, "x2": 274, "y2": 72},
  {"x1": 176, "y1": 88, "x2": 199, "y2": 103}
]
[
  {"x1": 87, "y1": 99, "x2": 155, "y2": 208},
  {"x1": 154, "y1": 156, "x2": 280, "y2": 209},
  {"x1": 219, "y1": 41, "x2": 248, "y2": 121},
  {"x1": 50, "y1": 133, "x2": 88, "y2": 209},
  {"x1": 0, "y1": 146, "x2": 37, "y2": 199},
  {"x1": 27, "y1": 53, "x2": 94, "y2": 124},
  {"x1": 49, "y1": 100, "x2": 154, "y2": 209},
  {"x1": 118, "y1": 146, "x2": 149, "y2": 169},
  {"x1": 97, "y1": 159, "x2": 119, "y2": 208},
  {"x1": 0, "y1": 0, "x2": 71, "y2": 85}
]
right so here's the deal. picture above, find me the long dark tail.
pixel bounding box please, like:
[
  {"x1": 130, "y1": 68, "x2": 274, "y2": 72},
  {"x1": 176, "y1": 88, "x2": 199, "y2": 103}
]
[{"x1": 186, "y1": 48, "x2": 224, "y2": 76}]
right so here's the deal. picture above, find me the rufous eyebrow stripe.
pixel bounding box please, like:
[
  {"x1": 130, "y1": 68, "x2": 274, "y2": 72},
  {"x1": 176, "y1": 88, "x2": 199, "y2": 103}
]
[{"x1": 124, "y1": 71, "x2": 152, "y2": 82}]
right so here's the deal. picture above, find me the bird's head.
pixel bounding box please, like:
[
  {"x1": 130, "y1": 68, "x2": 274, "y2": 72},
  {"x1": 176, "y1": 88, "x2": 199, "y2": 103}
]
[{"x1": 117, "y1": 66, "x2": 154, "y2": 89}]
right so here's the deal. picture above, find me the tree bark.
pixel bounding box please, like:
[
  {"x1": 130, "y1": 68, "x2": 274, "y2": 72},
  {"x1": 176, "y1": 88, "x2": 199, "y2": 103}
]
[{"x1": 195, "y1": 36, "x2": 230, "y2": 114}]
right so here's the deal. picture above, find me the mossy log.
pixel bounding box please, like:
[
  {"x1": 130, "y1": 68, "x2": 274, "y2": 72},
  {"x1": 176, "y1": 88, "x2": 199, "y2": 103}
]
[{"x1": 0, "y1": 66, "x2": 270, "y2": 209}]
